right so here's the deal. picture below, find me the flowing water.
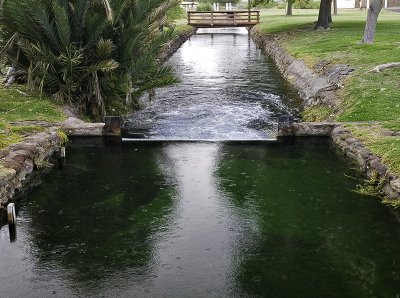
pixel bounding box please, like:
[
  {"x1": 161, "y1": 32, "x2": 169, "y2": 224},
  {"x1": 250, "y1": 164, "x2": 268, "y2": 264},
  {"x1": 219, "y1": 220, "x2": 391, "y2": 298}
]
[
  {"x1": 125, "y1": 28, "x2": 302, "y2": 140},
  {"x1": 1, "y1": 29, "x2": 400, "y2": 297}
]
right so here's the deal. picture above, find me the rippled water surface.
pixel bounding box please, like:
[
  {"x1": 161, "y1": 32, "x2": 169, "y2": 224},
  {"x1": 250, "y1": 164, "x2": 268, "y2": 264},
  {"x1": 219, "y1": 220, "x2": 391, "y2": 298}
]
[
  {"x1": 1, "y1": 140, "x2": 400, "y2": 297},
  {"x1": 125, "y1": 28, "x2": 302, "y2": 140}
]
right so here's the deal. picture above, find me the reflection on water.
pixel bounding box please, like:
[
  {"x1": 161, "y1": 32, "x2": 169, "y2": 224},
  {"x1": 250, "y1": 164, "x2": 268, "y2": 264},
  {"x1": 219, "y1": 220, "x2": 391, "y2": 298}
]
[
  {"x1": 1, "y1": 140, "x2": 400, "y2": 297},
  {"x1": 125, "y1": 28, "x2": 302, "y2": 140}
]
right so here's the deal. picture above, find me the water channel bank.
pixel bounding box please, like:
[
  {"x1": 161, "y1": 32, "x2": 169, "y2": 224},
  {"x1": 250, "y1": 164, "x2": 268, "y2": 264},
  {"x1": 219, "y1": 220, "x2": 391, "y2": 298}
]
[{"x1": 250, "y1": 28, "x2": 400, "y2": 204}]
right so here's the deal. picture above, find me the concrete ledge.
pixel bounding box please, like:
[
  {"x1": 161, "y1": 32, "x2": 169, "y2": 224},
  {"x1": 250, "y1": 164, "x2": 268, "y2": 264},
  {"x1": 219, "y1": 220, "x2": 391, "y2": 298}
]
[
  {"x1": 278, "y1": 121, "x2": 339, "y2": 137},
  {"x1": 62, "y1": 117, "x2": 105, "y2": 137}
]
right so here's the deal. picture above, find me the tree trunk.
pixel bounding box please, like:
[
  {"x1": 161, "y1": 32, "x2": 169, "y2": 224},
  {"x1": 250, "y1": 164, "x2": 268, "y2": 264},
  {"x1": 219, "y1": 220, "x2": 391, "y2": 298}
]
[
  {"x1": 333, "y1": 0, "x2": 338, "y2": 15},
  {"x1": 286, "y1": 0, "x2": 293, "y2": 16},
  {"x1": 314, "y1": 0, "x2": 332, "y2": 29},
  {"x1": 328, "y1": 3, "x2": 332, "y2": 23},
  {"x1": 360, "y1": 0, "x2": 383, "y2": 44}
]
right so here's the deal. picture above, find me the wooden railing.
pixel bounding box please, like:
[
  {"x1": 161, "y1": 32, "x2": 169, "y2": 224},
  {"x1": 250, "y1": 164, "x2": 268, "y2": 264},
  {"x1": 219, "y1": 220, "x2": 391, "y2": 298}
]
[{"x1": 187, "y1": 10, "x2": 260, "y2": 28}]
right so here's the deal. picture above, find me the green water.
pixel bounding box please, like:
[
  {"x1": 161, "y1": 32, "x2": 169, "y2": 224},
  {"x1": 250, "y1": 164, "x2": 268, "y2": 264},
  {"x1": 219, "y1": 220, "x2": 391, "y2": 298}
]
[{"x1": 1, "y1": 139, "x2": 399, "y2": 297}]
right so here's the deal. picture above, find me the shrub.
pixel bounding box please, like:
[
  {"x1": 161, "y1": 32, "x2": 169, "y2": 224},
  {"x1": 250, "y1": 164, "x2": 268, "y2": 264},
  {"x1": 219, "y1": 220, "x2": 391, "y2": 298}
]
[
  {"x1": 196, "y1": 2, "x2": 213, "y2": 11},
  {"x1": 0, "y1": 0, "x2": 180, "y2": 120}
]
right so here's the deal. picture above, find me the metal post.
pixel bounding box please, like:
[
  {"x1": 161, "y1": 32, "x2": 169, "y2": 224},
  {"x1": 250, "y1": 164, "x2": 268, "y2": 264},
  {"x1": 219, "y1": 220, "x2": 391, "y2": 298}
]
[
  {"x1": 59, "y1": 146, "x2": 66, "y2": 167},
  {"x1": 7, "y1": 203, "x2": 17, "y2": 242},
  {"x1": 7, "y1": 203, "x2": 16, "y2": 227}
]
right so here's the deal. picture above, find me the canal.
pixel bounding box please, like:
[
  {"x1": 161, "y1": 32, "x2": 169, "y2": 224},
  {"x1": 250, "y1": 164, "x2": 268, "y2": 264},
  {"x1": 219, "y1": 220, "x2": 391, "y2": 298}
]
[
  {"x1": 125, "y1": 28, "x2": 302, "y2": 140},
  {"x1": 1, "y1": 29, "x2": 399, "y2": 297}
]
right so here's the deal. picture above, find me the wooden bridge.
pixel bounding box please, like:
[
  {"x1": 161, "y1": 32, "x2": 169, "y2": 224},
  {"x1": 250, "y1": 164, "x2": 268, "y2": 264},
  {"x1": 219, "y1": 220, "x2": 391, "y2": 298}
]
[{"x1": 187, "y1": 10, "x2": 260, "y2": 28}]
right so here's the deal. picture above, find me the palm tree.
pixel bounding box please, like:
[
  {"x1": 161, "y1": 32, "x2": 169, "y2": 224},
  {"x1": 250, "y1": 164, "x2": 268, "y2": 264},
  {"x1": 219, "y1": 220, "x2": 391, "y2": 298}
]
[{"x1": 0, "y1": 0, "x2": 179, "y2": 120}]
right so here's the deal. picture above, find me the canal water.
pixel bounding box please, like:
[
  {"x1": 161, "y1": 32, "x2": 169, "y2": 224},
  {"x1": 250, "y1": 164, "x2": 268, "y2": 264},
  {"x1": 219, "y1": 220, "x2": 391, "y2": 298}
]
[
  {"x1": 1, "y1": 140, "x2": 400, "y2": 297},
  {"x1": 1, "y1": 29, "x2": 400, "y2": 297},
  {"x1": 125, "y1": 28, "x2": 302, "y2": 140}
]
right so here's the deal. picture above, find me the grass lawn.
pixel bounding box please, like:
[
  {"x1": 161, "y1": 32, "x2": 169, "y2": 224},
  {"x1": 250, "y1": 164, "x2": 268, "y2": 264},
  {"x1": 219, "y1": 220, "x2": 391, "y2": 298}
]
[
  {"x1": 256, "y1": 9, "x2": 400, "y2": 176},
  {"x1": 0, "y1": 85, "x2": 66, "y2": 148}
]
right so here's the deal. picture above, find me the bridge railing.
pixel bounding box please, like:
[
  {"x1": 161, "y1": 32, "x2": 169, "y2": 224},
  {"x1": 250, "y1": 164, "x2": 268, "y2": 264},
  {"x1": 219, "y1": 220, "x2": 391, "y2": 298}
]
[{"x1": 187, "y1": 10, "x2": 260, "y2": 28}]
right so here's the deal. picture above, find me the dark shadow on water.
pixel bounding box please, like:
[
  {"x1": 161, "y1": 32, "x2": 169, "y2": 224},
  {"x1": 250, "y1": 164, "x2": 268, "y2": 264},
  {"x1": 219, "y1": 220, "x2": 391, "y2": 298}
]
[
  {"x1": 216, "y1": 139, "x2": 400, "y2": 297},
  {"x1": 23, "y1": 143, "x2": 178, "y2": 292}
]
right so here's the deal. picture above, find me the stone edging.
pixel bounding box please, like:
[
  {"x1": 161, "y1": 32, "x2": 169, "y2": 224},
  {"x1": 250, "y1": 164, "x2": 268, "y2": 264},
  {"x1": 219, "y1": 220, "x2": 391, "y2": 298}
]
[
  {"x1": 249, "y1": 28, "x2": 352, "y2": 109},
  {"x1": 331, "y1": 126, "x2": 400, "y2": 200},
  {"x1": 158, "y1": 27, "x2": 197, "y2": 64},
  {"x1": 0, "y1": 116, "x2": 123, "y2": 207},
  {"x1": 0, "y1": 128, "x2": 62, "y2": 207}
]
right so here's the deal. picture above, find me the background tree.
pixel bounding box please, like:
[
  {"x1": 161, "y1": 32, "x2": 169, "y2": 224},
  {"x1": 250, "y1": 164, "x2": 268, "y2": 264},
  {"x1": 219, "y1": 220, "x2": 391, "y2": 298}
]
[
  {"x1": 360, "y1": 0, "x2": 383, "y2": 44},
  {"x1": 287, "y1": 0, "x2": 293, "y2": 15},
  {"x1": 0, "y1": 0, "x2": 179, "y2": 120},
  {"x1": 314, "y1": 0, "x2": 332, "y2": 29}
]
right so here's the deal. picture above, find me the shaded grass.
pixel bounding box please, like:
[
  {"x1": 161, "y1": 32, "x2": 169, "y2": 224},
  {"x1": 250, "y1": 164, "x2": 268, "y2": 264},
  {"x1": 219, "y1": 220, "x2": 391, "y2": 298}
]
[{"x1": 173, "y1": 17, "x2": 192, "y2": 34}]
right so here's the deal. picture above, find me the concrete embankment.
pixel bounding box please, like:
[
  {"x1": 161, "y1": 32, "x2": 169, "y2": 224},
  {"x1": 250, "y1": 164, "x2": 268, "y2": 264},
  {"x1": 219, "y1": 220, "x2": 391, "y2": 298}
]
[{"x1": 249, "y1": 28, "x2": 354, "y2": 110}]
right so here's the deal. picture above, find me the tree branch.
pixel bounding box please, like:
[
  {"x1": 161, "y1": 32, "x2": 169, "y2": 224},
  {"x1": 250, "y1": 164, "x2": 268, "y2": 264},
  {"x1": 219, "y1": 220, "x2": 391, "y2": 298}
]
[{"x1": 369, "y1": 62, "x2": 400, "y2": 73}]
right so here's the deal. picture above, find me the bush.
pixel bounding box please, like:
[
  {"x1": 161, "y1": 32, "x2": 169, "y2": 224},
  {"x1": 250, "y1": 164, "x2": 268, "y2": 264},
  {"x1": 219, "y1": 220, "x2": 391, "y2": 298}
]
[
  {"x1": 0, "y1": 0, "x2": 180, "y2": 120},
  {"x1": 196, "y1": 2, "x2": 213, "y2": 11},
  {"x1": 293, "y1": 0, "x2": 320, "y2": 9},
  {"x1": 167, "y1": 4, "x2": 185, "y2": 20}
]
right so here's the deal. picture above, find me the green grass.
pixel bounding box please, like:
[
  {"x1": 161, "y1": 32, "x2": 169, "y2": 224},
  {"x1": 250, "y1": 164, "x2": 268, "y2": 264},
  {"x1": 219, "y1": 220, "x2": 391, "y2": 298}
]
[
  {"x1": 0, "y1": 85, "x2": 66, "y2": 123},
  {"x1": 257, "y1": 9, "x2": 400, "y2": 128},
  {"x1": 0, "y1": 122, "x2": 21, "y2": 149},
  {"x1": 0, "y1": 84, "x2": 67, "y2": 149},
  {"x1": 302, "y1": 106, "x2": 335, "y2": 121},
  {"x1": 337, "y1": 69, "x2": 400, "y2": 126},
  {"x1": 174, "y1": 18, "x2": 193, "y2": 34}
]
